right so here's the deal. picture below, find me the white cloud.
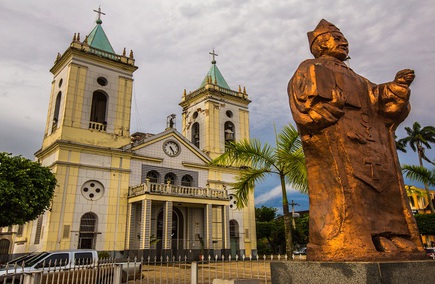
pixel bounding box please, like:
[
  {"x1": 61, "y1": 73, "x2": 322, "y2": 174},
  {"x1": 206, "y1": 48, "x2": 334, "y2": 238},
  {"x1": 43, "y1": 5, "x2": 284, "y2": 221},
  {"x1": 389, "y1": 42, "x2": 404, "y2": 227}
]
[
  {"x1": 0, "y1": 0, "x2": 433, "y2": 191},
  {"x1": 255, "y1": 183, "x2": 300, "y2": 205}
]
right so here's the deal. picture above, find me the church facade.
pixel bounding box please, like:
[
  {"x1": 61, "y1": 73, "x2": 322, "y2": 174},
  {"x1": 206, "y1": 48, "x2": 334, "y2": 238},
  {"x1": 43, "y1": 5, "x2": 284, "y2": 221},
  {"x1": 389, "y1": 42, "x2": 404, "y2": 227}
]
[{"x1": 0, "y1": 12, "x2": 256, "y2": 259}]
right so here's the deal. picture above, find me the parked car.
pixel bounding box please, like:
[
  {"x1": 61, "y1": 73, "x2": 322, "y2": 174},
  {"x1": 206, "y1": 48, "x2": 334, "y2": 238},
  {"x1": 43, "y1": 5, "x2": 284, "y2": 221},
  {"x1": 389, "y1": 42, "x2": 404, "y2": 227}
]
[
  {"x1": 293, "y1": 247, "x2": 307, "y2": 255},
  {"x1": 0, "y1": 249, "x2": 141, "y2": 283},
  {"x1": 425, "y1": 248, "x2": 435, "y2": 259}
]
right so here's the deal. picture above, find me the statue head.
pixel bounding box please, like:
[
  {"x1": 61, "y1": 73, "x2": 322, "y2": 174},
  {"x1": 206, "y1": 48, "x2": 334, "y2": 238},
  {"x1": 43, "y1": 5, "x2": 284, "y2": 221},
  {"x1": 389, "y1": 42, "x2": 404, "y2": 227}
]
[{"x1": 308, "y1": 19, "x2": 349, "y2": 61}]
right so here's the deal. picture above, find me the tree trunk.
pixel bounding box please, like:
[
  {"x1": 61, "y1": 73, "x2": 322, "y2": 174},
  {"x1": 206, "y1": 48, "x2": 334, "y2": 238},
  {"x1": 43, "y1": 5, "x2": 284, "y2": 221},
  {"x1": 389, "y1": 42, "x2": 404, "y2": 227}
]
[{"x1": 280, "y1": 174, "x2": 293, "y2": 259}]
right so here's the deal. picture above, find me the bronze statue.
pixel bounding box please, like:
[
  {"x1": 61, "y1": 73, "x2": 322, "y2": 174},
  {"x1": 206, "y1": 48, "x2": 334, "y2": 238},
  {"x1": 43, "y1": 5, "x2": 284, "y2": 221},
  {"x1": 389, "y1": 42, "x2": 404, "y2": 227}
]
[{"x1": 288, "y1": 19, "x2": 426, "y2": 261}]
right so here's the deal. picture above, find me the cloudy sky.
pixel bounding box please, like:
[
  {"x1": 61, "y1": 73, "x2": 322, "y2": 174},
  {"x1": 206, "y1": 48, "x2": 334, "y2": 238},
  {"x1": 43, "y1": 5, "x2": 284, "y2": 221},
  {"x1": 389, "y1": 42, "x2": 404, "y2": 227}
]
[{"x1": 1, "y1": 0, "x2": 434, "y2": 213}]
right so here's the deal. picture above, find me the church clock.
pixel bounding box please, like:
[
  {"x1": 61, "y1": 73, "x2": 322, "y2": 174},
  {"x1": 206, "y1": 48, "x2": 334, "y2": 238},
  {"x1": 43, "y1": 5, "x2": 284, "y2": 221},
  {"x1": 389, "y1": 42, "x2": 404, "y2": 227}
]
[{"x1": 163, "y1": 140, "x2": 180, "y2": 157}]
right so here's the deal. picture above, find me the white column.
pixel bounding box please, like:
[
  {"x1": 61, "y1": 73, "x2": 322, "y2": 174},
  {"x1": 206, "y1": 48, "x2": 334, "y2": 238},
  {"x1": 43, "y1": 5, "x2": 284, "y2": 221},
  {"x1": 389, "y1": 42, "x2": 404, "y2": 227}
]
[
  {"x1": 222, "y1": 205, "x2": 230, "y2": 249},
  {"x1": 205, "y1": 204, "x2": 213, "y2": 249},
  {"x1": 163, "y1": 201, "x2": 173, "y2": 249},
  {"x1": 141, "y1": 200, "x2": 152, "y2": 249}
]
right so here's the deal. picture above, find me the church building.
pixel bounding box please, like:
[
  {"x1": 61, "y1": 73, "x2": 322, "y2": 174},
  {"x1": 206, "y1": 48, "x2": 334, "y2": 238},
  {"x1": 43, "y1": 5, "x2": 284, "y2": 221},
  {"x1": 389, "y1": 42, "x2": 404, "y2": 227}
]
[{"x1": 0, "y1": 10, "x2": 257, "y2": 259}]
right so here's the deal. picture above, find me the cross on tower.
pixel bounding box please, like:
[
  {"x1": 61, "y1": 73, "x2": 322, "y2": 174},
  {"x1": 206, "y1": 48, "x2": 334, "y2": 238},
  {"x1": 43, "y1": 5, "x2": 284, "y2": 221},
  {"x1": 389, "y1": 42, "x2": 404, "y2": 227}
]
[
  {"x1": 209, "y1": 49, "x2": 218, "y2": 64},
  {"x1": 93, "y1": 6, "x2": 106, "y2": 22}
]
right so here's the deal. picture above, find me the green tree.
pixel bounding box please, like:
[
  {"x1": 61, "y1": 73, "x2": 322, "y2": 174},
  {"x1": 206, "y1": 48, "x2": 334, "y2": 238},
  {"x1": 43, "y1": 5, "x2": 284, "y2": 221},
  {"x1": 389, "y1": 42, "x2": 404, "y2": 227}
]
[
  {"x1": 293, "y1": 214, "x2": 309, "y2": 245},
  {"x1": 211, "y1": 124, "x2": 308, "y2": 258},
  {"x1": 402, "y1": 165, "x2": 435, "y2": 212},
  {"x1": 398, "y1": 122, "x2": 435, "y2": 211},
  {"x1": 256, "y1": 206, "x2": 277, "y2": 222},
  {"x1": 256, "y1": 207, "x2": 279, "y2": 254},
  {"x1": 0, "y1": 152, "x2": 57, "y2": 227},
  {"x1": 414, "y1": 213, "x2": 435, "y2": 235}
]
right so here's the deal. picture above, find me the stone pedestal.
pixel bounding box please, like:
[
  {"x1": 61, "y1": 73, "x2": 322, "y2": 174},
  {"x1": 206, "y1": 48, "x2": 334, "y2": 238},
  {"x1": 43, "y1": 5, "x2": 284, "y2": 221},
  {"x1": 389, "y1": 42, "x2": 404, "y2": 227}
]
[{"x1": 270, "y1": 260, "x2": 435, "y2": 284}]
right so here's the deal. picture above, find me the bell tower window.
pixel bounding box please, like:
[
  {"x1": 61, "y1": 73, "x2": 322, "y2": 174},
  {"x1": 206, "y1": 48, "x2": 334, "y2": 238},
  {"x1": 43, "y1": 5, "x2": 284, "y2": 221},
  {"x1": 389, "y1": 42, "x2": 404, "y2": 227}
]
[
  {"x1": 192, "y1": 122, "x2": 200, "y2": 148},
  {"x1": 224, "y1": 121, "x2": 235, "y2": 143},
  {"x1": 53, "y1": 91, "x2": 62, "y2": 129},
  {"x1": 89, "y1": 91, "x2": 107, "y2": 131}
]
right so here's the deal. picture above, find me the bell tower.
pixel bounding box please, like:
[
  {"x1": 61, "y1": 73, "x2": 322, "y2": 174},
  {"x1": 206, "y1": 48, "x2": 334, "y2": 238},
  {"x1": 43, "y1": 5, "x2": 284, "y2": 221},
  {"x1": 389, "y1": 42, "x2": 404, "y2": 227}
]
[
  {"x1": 32, "y1": 9, "x2": 137, "y2": 252},
  {"x1": 179, "y1": 50, "x2": 251, "y2": 159},
  {"x1": 41, "y1": 8, "x2": 138, "y2": 151}
]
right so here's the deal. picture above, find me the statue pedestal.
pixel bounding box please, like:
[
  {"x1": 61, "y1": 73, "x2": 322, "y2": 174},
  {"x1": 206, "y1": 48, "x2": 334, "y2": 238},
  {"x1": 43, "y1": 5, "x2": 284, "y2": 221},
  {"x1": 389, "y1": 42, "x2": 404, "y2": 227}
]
[{"x1": 270, "y1": 260, "x2": 435, "y2": 284}]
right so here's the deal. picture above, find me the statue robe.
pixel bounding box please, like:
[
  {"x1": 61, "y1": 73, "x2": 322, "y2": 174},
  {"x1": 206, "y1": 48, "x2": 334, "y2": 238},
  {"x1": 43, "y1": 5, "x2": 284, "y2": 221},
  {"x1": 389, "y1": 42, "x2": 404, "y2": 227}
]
[{"x1": 288, "y1": 56, "x2": 424, "y2": 261}]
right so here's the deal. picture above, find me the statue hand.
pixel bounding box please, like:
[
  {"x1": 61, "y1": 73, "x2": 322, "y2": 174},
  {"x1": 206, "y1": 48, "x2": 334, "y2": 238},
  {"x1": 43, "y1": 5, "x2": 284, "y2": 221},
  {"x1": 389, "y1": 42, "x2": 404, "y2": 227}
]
[
  {"x1": 394, "y1": 69, "x2": 415, "y2": 86},
  {"x1": 308, "y1": 89, "x2": 345, "y2": 126}
]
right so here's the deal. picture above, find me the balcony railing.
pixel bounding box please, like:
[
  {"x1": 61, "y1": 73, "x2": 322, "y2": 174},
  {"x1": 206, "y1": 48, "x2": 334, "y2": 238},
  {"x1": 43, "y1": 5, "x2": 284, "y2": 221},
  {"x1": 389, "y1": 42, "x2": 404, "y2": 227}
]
[
  {"x1": 129, "y1": 182, "x2": 228, "y2": 200},
  {"x1": 89, "y1": 121, "x2": 107, "y2": 131}
]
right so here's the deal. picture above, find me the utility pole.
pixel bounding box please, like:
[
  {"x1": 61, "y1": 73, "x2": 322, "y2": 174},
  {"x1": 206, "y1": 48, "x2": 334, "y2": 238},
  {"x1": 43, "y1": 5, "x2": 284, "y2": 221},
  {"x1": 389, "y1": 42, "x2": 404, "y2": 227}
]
[{"x1": 290, "y1": 200, "x2": 300, "y2": 228}]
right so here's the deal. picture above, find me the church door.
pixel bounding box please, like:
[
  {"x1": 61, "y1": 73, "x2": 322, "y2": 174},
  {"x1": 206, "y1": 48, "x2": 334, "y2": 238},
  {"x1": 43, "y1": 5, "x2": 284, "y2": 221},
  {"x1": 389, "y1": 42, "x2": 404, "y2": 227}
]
[
  {"x1": 156, "y1": 208, "x2": 184, "y2": 256},
  {"x1": 78, "y1": 212, "x2": 98, "y2": 249}
]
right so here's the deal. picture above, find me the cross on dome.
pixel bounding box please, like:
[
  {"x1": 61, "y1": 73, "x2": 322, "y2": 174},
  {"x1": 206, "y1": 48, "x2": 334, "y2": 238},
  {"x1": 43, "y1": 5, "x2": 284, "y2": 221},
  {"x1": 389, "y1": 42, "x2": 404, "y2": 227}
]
[
  {"x1": 93, "y1": 6, "x2": 106, "y2": 24},
  {"x1": 209, "y1": 49, "x2": 218, "y2": 64}
]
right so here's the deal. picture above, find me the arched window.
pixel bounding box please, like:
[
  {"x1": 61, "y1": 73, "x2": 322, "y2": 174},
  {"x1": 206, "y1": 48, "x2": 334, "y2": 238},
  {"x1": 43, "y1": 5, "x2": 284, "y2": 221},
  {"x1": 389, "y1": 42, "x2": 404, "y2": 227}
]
[
  {"x1": 409, "y1": 196, "x2": 415, "y2": 207},
  {"x1": 181, "y1": 175, "x2": 193, "y2": 187},
  {"x1": 192, "y1": 122, "x2": 200, "y2": 148},
  {"x1": 78, "y1": 212, "x2": 98, "y2": 249},
  {"x1": 90, "y1": 91, "x2": 107, "y2": 130},
  {"x1": 0, "y1": 239, "x2": 10, "y2": 255},
  {"x1": 224, "y1": 121, "x2": 235, "y2": 143},
  {"x1": 53, "y1": 91, "x2": 61, "y2": 128},
  {"x1": 229, "y1": 219, "x2": 240, "y2": 257},
  {"x1": 146, "y1": 171, "x2": 159, "y2": 183},
  {"x1": 164, "y1": 173, "x2": 176, "y2": 185},
  {"x1": 230, "y1": 220, "x2": 239, "y2": 237}
]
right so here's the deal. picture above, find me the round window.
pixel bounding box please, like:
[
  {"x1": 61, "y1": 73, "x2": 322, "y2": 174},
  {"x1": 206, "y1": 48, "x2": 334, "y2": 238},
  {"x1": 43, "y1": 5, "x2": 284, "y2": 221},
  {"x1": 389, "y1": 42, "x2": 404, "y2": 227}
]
[
  {"x1": 226, "y1": 110, "x2": 233, "y2": 118},
  {"x1": 97, "y1": 77, "x2": 108, "y2": 86},
  {"x1": 58, "y1": 78, "x2": 63, "y2": 88},
  {"x1": 229, "y1": 194, "x2": 237, "y2": 210},
  {"x1": 192, "y1": 112, "x2": 198, "y2": 119},
  {"x1": 81, "y1": 180, "x2": 105, "y2": 201}
]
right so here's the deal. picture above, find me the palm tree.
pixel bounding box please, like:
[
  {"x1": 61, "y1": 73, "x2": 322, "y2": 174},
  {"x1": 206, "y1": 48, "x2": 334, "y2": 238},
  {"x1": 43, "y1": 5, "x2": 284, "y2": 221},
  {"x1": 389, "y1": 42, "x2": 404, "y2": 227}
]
[
  {"x1": 210, "y1": 124, "x2": 308, "y2": 258},
  {"x1": 402, "y1": 165, "x2": 435, "y2": 212},
  {"x1": 398, "y1": 122, "x2": 435, "y2": 166},
  {"x1": 398, "y1": 122, "x2": 435, "y2": 212},
  {"x1": 395, "y1": 135, "x2": 407, "y2": 153}
]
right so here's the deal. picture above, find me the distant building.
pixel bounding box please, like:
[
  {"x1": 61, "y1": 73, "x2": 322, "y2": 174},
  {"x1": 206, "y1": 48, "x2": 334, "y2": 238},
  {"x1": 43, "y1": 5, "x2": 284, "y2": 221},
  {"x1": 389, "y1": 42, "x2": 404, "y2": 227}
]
[
  {"x1": 407, "y1": 185, "x2": 435, "y2": 246},
  {"x1": 0, "y1": 10, "x2": 256, "y2": 260}
]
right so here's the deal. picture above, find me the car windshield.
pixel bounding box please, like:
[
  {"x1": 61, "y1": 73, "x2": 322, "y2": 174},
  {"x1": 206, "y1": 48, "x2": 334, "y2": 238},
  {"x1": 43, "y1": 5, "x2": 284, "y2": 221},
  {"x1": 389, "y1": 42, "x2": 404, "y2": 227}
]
[
  {"x1": 7, "y1": 253, "x2": 38, "y2": 265},
  {"x1": 21, "y1": 252, "x2": 50, "y2": 267}
]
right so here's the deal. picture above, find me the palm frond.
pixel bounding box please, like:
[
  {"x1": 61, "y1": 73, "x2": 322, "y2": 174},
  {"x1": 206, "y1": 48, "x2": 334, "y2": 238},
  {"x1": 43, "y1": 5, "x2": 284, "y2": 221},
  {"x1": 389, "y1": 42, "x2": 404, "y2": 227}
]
[
  {"x1": 210, "y1": 139, "x2": 275, "y2": 169},
  {"x1": 276, "y1": 124, "x2": 302, "y2": 154},
  {"x1": 276, "y1": 124, "x2": 308, "y2": 193},
  {"x1": 232, "y1": 167, "x2": 270, "y2": 208},
  {"x1": 402, "y1": 164, "x2": 435, "y2": 186},
  {"x1": 283, "y1": 150, "x2": 308, "y2": 193}
]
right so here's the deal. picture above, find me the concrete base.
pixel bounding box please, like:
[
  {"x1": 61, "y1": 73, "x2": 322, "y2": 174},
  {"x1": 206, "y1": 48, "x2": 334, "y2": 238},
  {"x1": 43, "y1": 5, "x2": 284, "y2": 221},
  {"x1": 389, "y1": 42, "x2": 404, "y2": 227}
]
[
  {"x1": 270, "y1": 260, "x2": 435, "y2": 284},
  {"x1": 213, "y1": 280, "x2": 260, "y2": 284}
]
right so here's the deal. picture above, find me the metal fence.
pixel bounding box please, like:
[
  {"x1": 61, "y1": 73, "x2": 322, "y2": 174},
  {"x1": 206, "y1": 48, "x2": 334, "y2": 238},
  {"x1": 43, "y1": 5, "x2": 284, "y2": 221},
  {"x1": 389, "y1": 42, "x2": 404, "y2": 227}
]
[
  {"x1": 138, "y1": 254, "x2": 296, "y2": 284},
  {"x1": 1, "y1": 254, "x2": 304, "y2": 284},
  {"x1": 0, "y1": 258, "x2": 140, "y2": 284}
]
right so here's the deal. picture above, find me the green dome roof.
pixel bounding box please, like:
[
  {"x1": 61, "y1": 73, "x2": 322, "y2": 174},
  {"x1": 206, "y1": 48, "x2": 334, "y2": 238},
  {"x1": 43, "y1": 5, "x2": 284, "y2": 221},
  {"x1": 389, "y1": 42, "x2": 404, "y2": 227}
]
[
  {"x1": 86, "y1": 21, "x2": 115, "y2": 54},
  {"x1": 199, "y1": 61, "x2": 230, "y2": 89}
]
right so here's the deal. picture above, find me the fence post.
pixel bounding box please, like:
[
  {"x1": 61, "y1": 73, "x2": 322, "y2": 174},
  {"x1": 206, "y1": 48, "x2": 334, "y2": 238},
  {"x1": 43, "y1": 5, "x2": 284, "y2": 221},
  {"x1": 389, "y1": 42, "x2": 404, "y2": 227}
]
[
  {"x1": 113, "y1": 264, "x2": 122, "y2": 284},
  {"x1": 191, "y1": 261, "x2": 198, "y2": 284},
  {"x1": 23, "y1": 272, "x2": 42, "y2": 284}
]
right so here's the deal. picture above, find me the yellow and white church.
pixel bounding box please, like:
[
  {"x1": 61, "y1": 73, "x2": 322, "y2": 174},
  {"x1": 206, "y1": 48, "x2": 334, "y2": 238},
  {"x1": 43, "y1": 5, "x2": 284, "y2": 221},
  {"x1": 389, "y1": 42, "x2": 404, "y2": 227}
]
[{"x1": 0, "y1": 12, "x2": 257, "y2": 259}]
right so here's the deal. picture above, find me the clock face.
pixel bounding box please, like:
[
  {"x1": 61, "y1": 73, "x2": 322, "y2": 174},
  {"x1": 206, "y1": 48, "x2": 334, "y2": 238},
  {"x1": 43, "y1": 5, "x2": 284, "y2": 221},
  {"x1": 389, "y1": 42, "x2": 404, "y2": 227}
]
[{"x1": 163, "y1": 140, "x2": 180, "y2": 157}]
